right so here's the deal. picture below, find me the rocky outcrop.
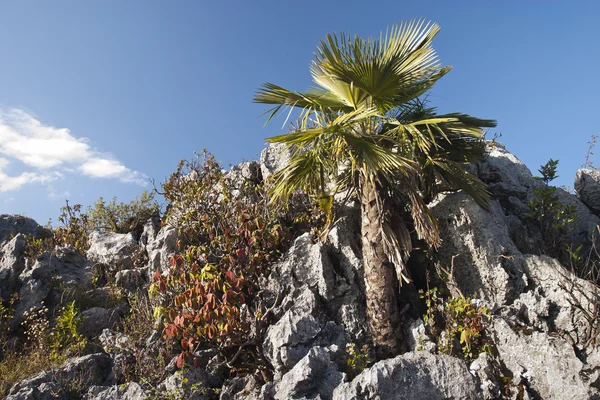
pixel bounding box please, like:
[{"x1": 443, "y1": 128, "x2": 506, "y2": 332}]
[
  {"x1": 0, "y1": 214, "x2": 52, "y2": 247},
  {"x1": 5, "y1": 142, "x2": 600, "y2": 399},
  {"x1": 333, "y1": 352, "x2": 481, "y2": 400},
  {"x1": 575, "y1": 168, "x2": 600, "y2": 215},
  {"x1": 260, "y1": 143, "x2": 293, "y2": 180},
  {"x1": 6, "y1": 353, "x2": 112, "y2": 400},
  {"x1": 86, "y1": 231, "x2": 138, "y2": 270}
]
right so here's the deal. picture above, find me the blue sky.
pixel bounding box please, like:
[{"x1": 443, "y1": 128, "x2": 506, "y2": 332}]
[{"x1": 0, "y1": 1, "x2": 599, "y2": 224}]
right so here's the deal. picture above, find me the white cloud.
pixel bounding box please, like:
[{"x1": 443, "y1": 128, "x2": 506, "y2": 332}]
[
  {"x1": 0, "y1": 108, "x2": 147, "y2": 191},
  {"x1": 0, "y1": 157, "x2": 60, "y2": 192}
]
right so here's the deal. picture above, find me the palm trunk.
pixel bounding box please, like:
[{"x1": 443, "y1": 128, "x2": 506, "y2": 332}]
[{"x1": 360, "y1": 178, "x2": 402, "y2": 359}]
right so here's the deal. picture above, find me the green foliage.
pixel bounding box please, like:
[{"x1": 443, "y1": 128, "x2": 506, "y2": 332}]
[
  {"x1": 22, "y1": 234, "x2": 54, "y2": 262},
  {"x1": 525, "y1": 159, "x2": 579, "y2": 260},
  {"x1": 345, "y1": 343, "x2": 372, "y2": 377},
  {"x1": 420, "y1": 289, "x2": 493, "y2": 360},
  {"x1": 53, "y1": 201, "x2": 91, "y2": 254},
  {"x1": 537, "y1": 158, "x2": 559, "y2": 184},
  {"x1": 151, "y1": 151, "x2": 319, "y2": 374},
  {"x1": 87, "y1": 191, "x2": 159, "y2": 235},
  {"x1": 50, "y1": 301, "x2": 87, "y2": 359},
  {"x1": 0, "y1": 293, "x2": 18, "y2": 341}
]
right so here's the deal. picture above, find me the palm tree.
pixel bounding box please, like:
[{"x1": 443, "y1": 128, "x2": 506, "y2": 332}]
[{"x1": 254, "y1": 20, "x2": 496, "y2": 358}]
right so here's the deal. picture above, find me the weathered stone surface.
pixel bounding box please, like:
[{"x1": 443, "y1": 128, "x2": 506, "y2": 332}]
[
  {"x1": 7, "y1": 353, "x2": 112, "y2": 399},
  {"x1": 263, "y1": 287, "x2": 322, "y2": 374},
  {"x1": 271, "y1": 347, "x2": 344, "y2": 400},
  {"x1": 469, "y1": 353, "x2": 501, "y2": 400},
  {"x1": 13, "y1": 247, "x2": 93, "y2": 326},
  {"x1": 332, "y1": 352, "x2": 481, "y2": 400},
  {"x1": 0, "y1": 214, "x2": 52, "y2": 247},
  {"x1": 575, "y1": 168, "x2": 600, "y2": 214},
  {"x1": 431, "y1": 193, "x2": 527, "y2": 308},
  {"x1": 145, "y1": 225, "x2": 177, "y2": 277},
  {"x1": 85, "y1": 382, "x2": 144, "y2": 400},
  {"x1": 260, "y1": 143, "x2": 293, "y2": 180},
  {"x1": 404, "y1": 318, "x2": 436, "y2": 353},
  {"x1": 226, "y1": 161, "x2": 262, "y2": 198},
  {"x1": 0, "y1": 234, "x2": 26, "y2": 298},
  {"x1": 492, "y1": 317, "x2": 596, "y2": 399},
  {"x1": 115, "y1": 268, "x2": 147, "y2": 292},
  {"x1": 80, "y1": 307, "x2": 121, "y2": 338},
  {"x1": 87, "y1": 231, "x2": 138, "y2": 270},
  {"x1": 219, "y1": 375, "x2": 262, "y2": 400}
]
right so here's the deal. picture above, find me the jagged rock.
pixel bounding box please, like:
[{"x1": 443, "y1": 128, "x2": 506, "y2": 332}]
[
  {"x1": 87, "y1": 231, "x2": 138, "y2": 270},
  {"x1": 263, "y1": 287, "x2": 322, "y2": 374},
  {"x1": 13, "y1": 247, "x2": 93, "y2": 327},
  {"x1": 85, "y1": 382, "x2": 144, "y2": 400},
  {"x1": 469, "y1": 353, "x2": 501, "y2": 400},
  {"x1": 139, "y1": 216, "x2": 161, "y2": 247},
  {"x1": 226, "y1": 161, "x2": 262, "y2": 198},
  {"x1": 0, "y1": 234, "x2": 26, "y2": 298},
  {"x1": 115, "y1": 269, "x2": 147, "y2": 292},
  {"x1": 145, "y1": 225, "x2": 177, "y2": 277},
  {"x1": 575, "y1": 168, "x2": 600, "y2": 215},
  {"x1": 260, "y1": 143, "x2": 293, "y2": 180},
  {"x1": 479, "y1": 143, "x2": 600, "y2": 262},
  {"x1": 0, "y1": 214, "x2": 52, "y2": 247},
  {"x1": 6, "y1": 353, "x2": 112, "y2": 400},
  {"x1": 271, "y1": 347, "x2": 344, "y2": 400},
  {"x1": 79, "y1": 307, "x2": 121, "y2": 338},
  {"x1": 404, "y1": 319, "x2": 436, "y2": 353},
  {"x1": 268, "y1": 234, "x2": 348, "y2": 302},
  {"x1": 99, "y1": 329, "x2": 133, "y2": 356},
  {"x1": 492, "y1": 317, "x2": 596, "y2": 399},
  {"x1": 332, "y1": 352, "x2": 481, "y2": 400},
  {"x1": 431, "y1": 193, "x2": 527, "y2": 308},
  {"x1": 219, "y1": 375, "x2": 262, "y2": 400}
]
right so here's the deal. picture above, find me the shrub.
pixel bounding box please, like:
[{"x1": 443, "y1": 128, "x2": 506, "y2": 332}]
[
  {"x1": 53, "y1": 201, "x2": 91, "y2": 254},
  {"x1": 87, "y1": 191, "x2": 159, "y2": 236},
  {"x1": 420, "y1": 288, "x2": 493, "y2": 360},
  {"x1": 150, "y1": 151, "x2": 320, "y2": 376}
]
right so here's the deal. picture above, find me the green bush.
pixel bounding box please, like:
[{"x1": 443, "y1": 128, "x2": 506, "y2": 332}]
[{"x1": 87, "y1": 191, "x2": 159, "y2": 235}]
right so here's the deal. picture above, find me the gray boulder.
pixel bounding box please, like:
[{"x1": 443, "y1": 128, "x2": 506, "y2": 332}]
[
  {"x1": 7, "y1": 353, "x2": 112, "y2": 400},
  {"x1": 271, "y1": 347, "x2": 344, "y2": 400},
  {"x1": 226, "y1": 161, "x2": 262, "y2": 198},
  {"x1": 86, "y1": 231, "x2": 138, "y2": 270},
  {"x1": 145, "y1": 225, "x2": 177, "y2": 277},
  {"x1": 0, "y1": 234, "x2": 26, "y2": 298},
  {"x1": 575, "y1": 168, "x2": 600, "y2": 215},
  {"x1": 332, "y1": 352, "x2": 481, "y2": 400},
  {"x1": 0, "y1": 214, "x2": 52, "y2": 247},
  {"x1": 260, "y1": 143, "x2": 293, "y2": 180},
  {"x1": 115, "y1": 269, "x2": 147, "y2": 292},
  {"x1": 85, "y1": 382, "x2": 144, "y2": 400},
  {"x1": 13, "y1": 247, "x2": 93, "y2": 327},
  {"x1": 79, "y1": 307, "x2": 121, "y2": 338}
]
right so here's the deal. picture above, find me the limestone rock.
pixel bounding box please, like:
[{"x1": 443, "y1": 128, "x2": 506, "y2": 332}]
[
  {"x1": 7, "y1": 353, "x2": 112, "y2": 399},
  {"x1": 260, "y1": 143, "x2": 293, "y2": 180},
  {"x1": 85, "y1": 382, "x2": 144, "y2": 400},
  {"x1": 332, "y1": 352, "x2": 481, "y2": 400},
  {"x1": 87, "y1": 231, "x2": 138, "y2": 270},
  {"x1": 575, "y1": 168, "x2": 600, "y2": 214},
  {"x1": 272, "y1": 347, "x2": 344, "y2": 400},
  {"x1": 0, "y1": 214, "x2": 52, "y2": 247},
  {"x1": 79, "y1": 307, "x2": 121, "y2": 338}
]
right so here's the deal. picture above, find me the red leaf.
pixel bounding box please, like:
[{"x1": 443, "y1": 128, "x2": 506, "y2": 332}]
[
  {"x1": 236, "y1": 248, "x2": 245, "y2": 259},
  {"x1": 159, "y1": 281, "x2": 166, "y2": 293},
  {"x1": 176, "y1": 352, "x2": 186, "y2": 369},
  {"x1": 153, "y1": 269, "x2": 161, "y2": 282}
]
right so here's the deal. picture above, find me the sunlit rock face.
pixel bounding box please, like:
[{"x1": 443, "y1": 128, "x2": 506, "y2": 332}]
[{"x1": 4, "y1": 142, "x2": 600, "y2": 400}]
